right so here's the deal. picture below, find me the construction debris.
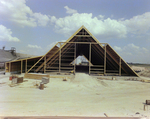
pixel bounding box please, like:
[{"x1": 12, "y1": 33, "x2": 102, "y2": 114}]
[
  {"x1": 141, "y1": 79, "x2": 150, "y2": 83},
  {"x1": 104, "y1": 113, "x2": 108, "y2": 117},
  {"x1": 146, "y1": 100, "x2": 150, "y2": 105},
  {"x1": 11, "y1": 78, "x2": 17, "y2": 84},
  {"x1": 63, "y1": 78, "x2": 67, "y2": 81},
  {"x1": 42, "y1": 77, "x2": 49, "y2": 84},
  {"x1": 24, "y1": 73, "x2": 49, "y2": 80},
  {"x1": 39, "y1": 82, "x2": 44, "y2": 90}
]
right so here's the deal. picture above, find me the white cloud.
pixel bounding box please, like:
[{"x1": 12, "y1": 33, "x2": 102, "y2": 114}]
[
  {"x1": 126, "y1": 43, "x2": 139, "y2": 50},
  {"x1": 27, "y1": 44, "x2": 42, "y2": 49},
  {"x1": 50, "y1": 7, "x2": 150, "y2": 40},
  {"x1": 114, "y1": 43, "x2": 149, "y2": 56},
  {"x1": 64, "y1": 6, "x2": 78, "y2": 14},
  {"x1": 142, "y1": 47, "x2": 148, "y2": 52},
  {"x1": 0, "y1": 25, "x2": 20, "y2": 42},
  {"x1": 52, "y1": 12, "x2": 127, "y2": 39},
  {"x1": 46, "y1": 40, "x2": 66, "y2": 51},
  {"x1": 120, "y1": 12, "x2": 150, "y2": 34},
  {"x1": 114, "y1": 46, "x2": 122, "y2": 51},
  {"x1": 98, "y1": 15, "x2": 105, "y2": 20},
  {"x1": 33, "y1": 13, "x2": 50, "y2": 27},
  {"x1": 0, "y1": 0, "x2": 50, "y2": 27},
  {"x1": 114, "y1": 44, "x2": 150, "y2": 63}
]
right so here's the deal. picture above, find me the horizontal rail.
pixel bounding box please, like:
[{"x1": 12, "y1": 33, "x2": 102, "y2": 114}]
[
  {"x1": 58, "y1": 42, "x2": 107, "y2": 45},
  {"x1": 90, "y1": 68, "x2": 104, "y2": 70}
]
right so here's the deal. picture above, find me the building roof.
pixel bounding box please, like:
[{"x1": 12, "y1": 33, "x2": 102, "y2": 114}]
[
  {"x1": 0, "y1": 49, "x2": 17, "y2": 62},
  {"x1": 0, "y1": 49, "x2": 36, "y2": 63}
]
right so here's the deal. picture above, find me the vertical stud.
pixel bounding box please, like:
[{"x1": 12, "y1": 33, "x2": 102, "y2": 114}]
[
  {"x1": 89, "y1": 43, "x2": 91, "y2": 74},
  {"x1": 74, "y1": 43, "x2": 76, "y2": 74},
  {"x1": 21, "y1": 60, "x2": 22, "y2": 74},
  {"x1": 104, "y1": 44, "x2": 106, "y2": 75},
  {"x1": 44, "y1": 56, "x2": 46, "y2": 74},
  {"x1": 25, "y1": 59, "x2": 27, "y2": 73},
  {"x1": 9, "y1": 62, "x2": 11, "y2": 72},
  {"x1": 59, "y1": 43, "x2": 61, "y2": 73},
  {"x1": 119, "y1": 58, "x2": 121, "y2": 76}
]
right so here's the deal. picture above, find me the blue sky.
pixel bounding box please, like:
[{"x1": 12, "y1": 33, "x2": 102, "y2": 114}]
[{"x1": 0, "y1": 0, "x2": 150, "y2": 63}]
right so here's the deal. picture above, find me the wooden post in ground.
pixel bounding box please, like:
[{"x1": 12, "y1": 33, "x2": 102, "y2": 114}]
[
  {"x1": 21, "y1": 60, "x2": 22, "y2": 74},
  {"x1": 119, "y1": 58, "x2": 121, "y2": 76},
  {"x1": 59, "y1": 43, "x2": 61, "y2": 73},
  {"x1": 104, "y1": 44, "x2": 106, "y2": 75},
  {"x1": 9, "y1": 62, "x2": 11, "y2": 73},
  {"x1": 89, "y1": 43, "x2": 91, "y2": 75},
  {"x1": 25, "y1": 59, "x2": 27, "y2": 73},
  {"x1": 74, "y1": 43, "x2": 76, "y2": 74},
  {"x1": 44, "y1": 56, "x2": 46, "y2": 74}
]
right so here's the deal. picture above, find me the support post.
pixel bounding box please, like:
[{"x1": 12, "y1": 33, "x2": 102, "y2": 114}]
[
  {"x1": 119, "y1": 58, "x2": 121, "y2": 76},
  {"x1": 89, "y1": 43, "x2": 91, "y2": 74},
  {"x1": 25, "y1": 59, "x2": 27, "y2": 73},
  {"x1": 21, "y1": 60, "x2": 22, "y2": 74},
  {"x1": 74, "y1": 43, "x2": 76, "y2": 74},
  {"x1": 104, "y1": 44, "x2": 106, "y2": 75},
  {"x1": 9, "y1": 62, "x2": 11, "y2": 72},
  {"x1": 44, "y1": 56, "x2": 46, "y2": 74},
  {"x1": 34, "y1": 59, "x2": 35, "y2": 73},
  {"x1": 59, "y1": 43, "x2": 61, "y2": 73}
]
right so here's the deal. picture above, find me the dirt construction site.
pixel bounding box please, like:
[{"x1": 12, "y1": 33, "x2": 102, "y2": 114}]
[{"x1": 0, "y1": 66, "x2": 150, "y2": 118}]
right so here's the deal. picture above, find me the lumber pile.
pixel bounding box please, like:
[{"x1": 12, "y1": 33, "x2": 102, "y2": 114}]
[{"x1": 24, "y1": 73, "x2": 49, "y2": 79}]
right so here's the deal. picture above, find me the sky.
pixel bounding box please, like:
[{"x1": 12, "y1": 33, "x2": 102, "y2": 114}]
[{"x1": 0, "y1": 0, "x2": 150, "y2": 64}]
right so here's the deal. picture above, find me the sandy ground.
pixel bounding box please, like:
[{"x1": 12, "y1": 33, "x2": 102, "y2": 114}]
[{"x1": 0, "y1": 73, "x2": 150, "y2": 117}]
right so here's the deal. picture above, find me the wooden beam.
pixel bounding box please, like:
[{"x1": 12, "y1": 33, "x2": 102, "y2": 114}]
[
  {"x1": 75, "y1": 35, "x2": 91, "y2": 37},
  {"x1": 58, "y1": 42, "x2": 106, "y2": 45},
  {"x1": 21, "y1": 60, "x2": 22, "y2": 74},
  {"x1": 47, "y1": 38, "x2": 77, "y2": 68},
  {"x1": 119, "y1": 58, "x2": 121, "y2": 76},
  {"x1": 104, "y1": 44, "x2": 106, "y2": 75},
  {"x1": 9, "y1": 62, "x2": 11, "y2": 72},
  {"x1": 74, "y1": 43, "x2": 76, "y2": 74},
  {"x1": 89, "y1": 43, "x2": 91, "y2": 74},
  {"x1": 26, "y1": 42, "x2": 59, "y2": 73},
  {"x1": 24, "y1": 73, "x2": 49, "y2": 80},
  {"x1": 59, "y1": 43, "x2": 61, "y2": 73},
  {"x1": 44, "y1": 56, "x2": 46, "y2": 74},
  {"x1": 25, "y1": 59, "x2": 27, "y2": 73}
]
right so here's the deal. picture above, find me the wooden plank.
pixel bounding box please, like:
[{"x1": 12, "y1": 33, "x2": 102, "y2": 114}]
[
  {"x1": 119, "y1": 58, "x2": 121, "y2": 76},
  {"x1": 9, "y1": 62, "x2": 11, "y2": 72},
  {"x1": 90, "y1": 68, "x2": 104, "y2": 70},
  {"x1": 91, "y1": 65, "x2": 104, "y2": 67},
  {"x1": 44, "y1": 56, "x2": 46, "y2": 74},
  {"x1": 5, "y1": 55, "x2": 43, "y2": 63},
  {"x1": 46, "y1": 70, "x2": 59, "y2": 71},
  {"x1": 27, "y1": 43, "x2": 59, "y2": 73},
  {"x1": 75, "y1": 35, "x2": 91, "y2": 37},
  {"x1": 89, "y1": 43, "x2": 91, "y2": 74},
  {"x1": 44, "y1": 37, "x2": 77, "y2": 70},
  {"x1": 50, "y1": 76, "x2": 71, "y2": 78},
  {"x1": 74, "y1": 43, "x2": 76, "y2": 74},
  {"x1": 104, "y1": 44, "x2": 106, "y2": 75},
  {"x1": 25, "y1": 59, "x2": 27, "y2": 73},
  {"x1": 21, "y1": 60, "x2": 22, "y2": 74},
  {"x1": 61, "y1": 67, "x2": 74, "y2": 69},
  {"x1": 24, "y1": 73, "x2": 49, "y2": 80},
  {"x1": 59, "y1": 43, "x2": 61, "y2": 73}
]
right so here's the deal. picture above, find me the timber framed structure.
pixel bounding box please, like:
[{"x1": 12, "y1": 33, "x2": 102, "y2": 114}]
[{"x1": 5, "y1": 26, "x2": 138, "y2": 76}]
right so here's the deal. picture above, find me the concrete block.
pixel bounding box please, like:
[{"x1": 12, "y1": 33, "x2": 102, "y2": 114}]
[
  {"x1": 12, "y1": 78, "x2": 17, "y2": 84},
  {"x1": 42, "y1": 77, "x2": 49, "y2": 84}
]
